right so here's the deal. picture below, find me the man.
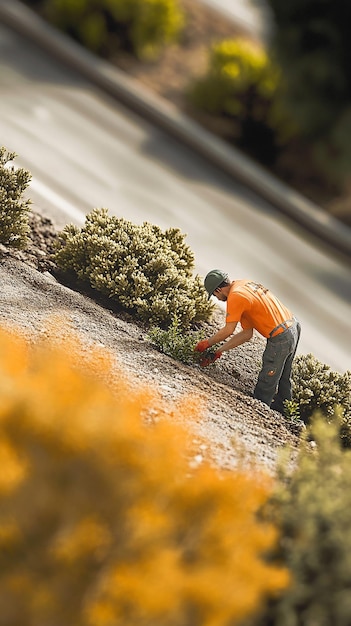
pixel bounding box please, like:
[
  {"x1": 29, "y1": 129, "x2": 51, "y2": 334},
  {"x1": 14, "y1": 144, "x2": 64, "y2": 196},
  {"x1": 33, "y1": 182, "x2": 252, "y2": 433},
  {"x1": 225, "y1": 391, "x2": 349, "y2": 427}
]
[{"x1": 194, "y1": 269, "x2": 301, "y2": 414}]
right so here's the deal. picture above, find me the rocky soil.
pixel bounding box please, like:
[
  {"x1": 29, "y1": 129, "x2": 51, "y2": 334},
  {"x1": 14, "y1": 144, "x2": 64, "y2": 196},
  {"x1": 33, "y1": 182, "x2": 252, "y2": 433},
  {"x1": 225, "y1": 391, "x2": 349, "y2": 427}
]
[{"x1": 0, "y1": 212, "x2": 302, "y2": 476}]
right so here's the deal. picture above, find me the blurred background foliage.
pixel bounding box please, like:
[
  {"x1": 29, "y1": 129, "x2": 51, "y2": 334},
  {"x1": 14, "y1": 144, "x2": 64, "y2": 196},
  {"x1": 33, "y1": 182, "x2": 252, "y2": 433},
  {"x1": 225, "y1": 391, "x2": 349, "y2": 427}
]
[
  {"x1": 186, "y1": 38, "x2": 294, "y2": 166},
  {"x1": 265, "y1": 0, "x2": 351, "y2": 163},
  {"x1": 23, "y1": 0, "x2": 351, "y2": 221},
  {"x1": 24, "y1": 0, "x2": 185, "y2": 59},
  {"x1": 0, "y1": 325, "x2": 289, "y2": 626},
  {"x1": 263, "y1": 0, "x2": 351, "y2": 220}
]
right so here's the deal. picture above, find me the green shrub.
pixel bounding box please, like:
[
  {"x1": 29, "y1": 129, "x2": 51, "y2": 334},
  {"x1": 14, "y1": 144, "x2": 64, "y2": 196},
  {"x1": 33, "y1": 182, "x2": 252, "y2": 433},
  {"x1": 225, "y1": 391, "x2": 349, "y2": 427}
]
[
  {"x1": 34, "y1": 0, "x2": 184, "y2": 59},
  {"x1": 53, "y1": 208, "x2": 213, "y2": 328},
  {"x1": 257, "y1": 415, "x2": 351, "y2": 626},
  {"x1": 188, "y1": 39, "x2": 278, "y2": 116},
  {"x1": 0, "y1": 147, "x2": 31, "y2": 249},
  {"x1": 187, "y1": 39, "x2": 292, "y2": 163},
  {"x1": 285, "y1": 353, "x2": 351, "y2": 445},
  {"x1": 148, "y1": 315, "x2": 219, "y2": 365},
  {"x1": 116, "y1": 0, "x2": 184, "y2": 59}
]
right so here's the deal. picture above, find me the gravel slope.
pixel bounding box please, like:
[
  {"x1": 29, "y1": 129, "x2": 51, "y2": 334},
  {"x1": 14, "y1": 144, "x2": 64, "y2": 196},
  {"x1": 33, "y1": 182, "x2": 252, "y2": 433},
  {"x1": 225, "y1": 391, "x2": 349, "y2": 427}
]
[{"x1": 0, "y1": 212, "x2": 301, "y2": 475}]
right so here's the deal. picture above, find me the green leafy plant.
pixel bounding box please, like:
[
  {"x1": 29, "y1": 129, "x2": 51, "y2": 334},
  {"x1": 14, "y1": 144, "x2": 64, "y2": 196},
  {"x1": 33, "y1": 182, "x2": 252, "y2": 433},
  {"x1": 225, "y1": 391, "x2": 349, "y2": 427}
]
[
  {"x1": 148, "y1": 315, "x2": 219, "y2": 365},
  {"x1": 53, "y1": 208, "x2": 213, "y2": 328},
  {"x1": 256, "y1": 414, "x2": 351, "y2": 626},
  {"x1": 283, "y1": 399, "x2": 301, "y2": 422},
  {"x1": 29, "y1": 0, "x2": 184, "y2": 59},
  {"x1": 285, "y1": 353, "x2": 351, "y2": 445},
  {"x1": 0, "y1": 147, "x2": 31, "y2": 249}
]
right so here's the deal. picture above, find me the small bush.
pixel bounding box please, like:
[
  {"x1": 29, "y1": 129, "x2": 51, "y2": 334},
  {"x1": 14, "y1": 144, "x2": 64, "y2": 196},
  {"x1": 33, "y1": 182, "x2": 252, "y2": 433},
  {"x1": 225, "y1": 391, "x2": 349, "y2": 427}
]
[
  {"x1": 33, "y1": 0, "x2": 184, "y2": 59},
  {"x1": 187, "y1": 39, "x2": 292, "y2": 163},
  {"x1": 0, "y1": 325, "x2": 289, "y2": 626},
  {"x1": 53, "y1": 208, "x2": 213, "y2": 328},
  {"x1": 148, "y1": 315, "x2": 220, "y2": 365},
  {"x1": 188, "y1": 39, "x2": 278, "y2": 116},
  {"x1": 114, "y1": 0, "x2": 184, "y2": 59},
  {"x1": 257, "y1": 415, "x2": 351, "y2": 626},
  {"x1": 286, "y1": 353, "x2": 351, "y2": 445},
  {"x1": 0, "y1": 147, "x2": 31, "y2": 249}
]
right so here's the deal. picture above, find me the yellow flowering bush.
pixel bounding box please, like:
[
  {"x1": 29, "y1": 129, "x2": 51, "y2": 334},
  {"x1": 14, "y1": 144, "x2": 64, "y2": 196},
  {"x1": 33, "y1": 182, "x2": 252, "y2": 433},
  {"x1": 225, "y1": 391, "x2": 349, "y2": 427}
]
[
  {"x1": 187, "y1": 38, "x2": 294, "y2": 163},
  {"x1": 188, "y1": 39, "x2": 279, "y2": 117},
  {"x1": 0, "y1": 325, "x2": 289, "y2": 626}
]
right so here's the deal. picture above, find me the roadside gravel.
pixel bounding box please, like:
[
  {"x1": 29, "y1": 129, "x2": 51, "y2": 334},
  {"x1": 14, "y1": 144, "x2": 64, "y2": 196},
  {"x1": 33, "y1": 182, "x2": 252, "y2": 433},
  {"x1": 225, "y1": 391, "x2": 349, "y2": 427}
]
[{"x1": 0, "y1": 212, "x2": 301, "y2": 475}]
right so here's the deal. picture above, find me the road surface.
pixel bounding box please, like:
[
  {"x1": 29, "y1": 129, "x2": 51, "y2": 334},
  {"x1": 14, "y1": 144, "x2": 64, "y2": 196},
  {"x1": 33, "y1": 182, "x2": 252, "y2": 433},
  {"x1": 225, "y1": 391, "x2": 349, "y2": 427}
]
[{"x1": 0, "y1": 23, "x2": 350, "y2": 373}]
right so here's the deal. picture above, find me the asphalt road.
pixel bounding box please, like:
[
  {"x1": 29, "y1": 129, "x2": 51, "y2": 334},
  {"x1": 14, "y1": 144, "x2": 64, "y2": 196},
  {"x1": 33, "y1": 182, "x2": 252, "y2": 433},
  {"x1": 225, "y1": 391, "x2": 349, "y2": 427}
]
[{"x1": 0, "y1": 24, "x2": 350, "y2": 373}]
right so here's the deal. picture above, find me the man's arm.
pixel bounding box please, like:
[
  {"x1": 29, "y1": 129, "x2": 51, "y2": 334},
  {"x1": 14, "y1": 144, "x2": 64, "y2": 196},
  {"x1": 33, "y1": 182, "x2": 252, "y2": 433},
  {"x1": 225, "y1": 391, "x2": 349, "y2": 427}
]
[
  {"x1": 194, "y1": 323, "x2": 253, "y2": 366},
  {"x1": 206, "y1": 321, "x2": 237, "y2": 347},
  {"x1": 218, "y1": 327, "x2": 253, "y2": 354},
  {"x1": 208, "y1": 323, "x2": 253, "y2": 350},
  {"x1": 195, "y1": 323, "x2": 253, "y2": 354}
]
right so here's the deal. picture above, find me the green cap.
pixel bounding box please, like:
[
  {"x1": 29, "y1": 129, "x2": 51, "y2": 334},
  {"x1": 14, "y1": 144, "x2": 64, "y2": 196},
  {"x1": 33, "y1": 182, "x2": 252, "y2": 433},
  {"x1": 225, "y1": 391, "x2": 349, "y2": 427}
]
[{"x1": 204, "y1": 269, "x2": 228, "y2": 300}]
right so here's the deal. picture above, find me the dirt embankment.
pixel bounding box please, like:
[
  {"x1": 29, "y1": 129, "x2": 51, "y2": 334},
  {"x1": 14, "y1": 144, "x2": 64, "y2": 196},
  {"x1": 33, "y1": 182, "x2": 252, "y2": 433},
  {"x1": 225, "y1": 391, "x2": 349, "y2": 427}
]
[{"x1": 0, "y1": 211, "x2": 301, "y2": 476}]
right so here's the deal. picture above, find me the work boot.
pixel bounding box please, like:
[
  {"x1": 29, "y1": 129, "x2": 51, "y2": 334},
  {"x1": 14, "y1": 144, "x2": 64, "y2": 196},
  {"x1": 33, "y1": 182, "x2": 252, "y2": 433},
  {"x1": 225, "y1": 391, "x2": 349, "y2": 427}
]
[{"x1": 270, "y1": 398, "x2": 285, "y2": 415}]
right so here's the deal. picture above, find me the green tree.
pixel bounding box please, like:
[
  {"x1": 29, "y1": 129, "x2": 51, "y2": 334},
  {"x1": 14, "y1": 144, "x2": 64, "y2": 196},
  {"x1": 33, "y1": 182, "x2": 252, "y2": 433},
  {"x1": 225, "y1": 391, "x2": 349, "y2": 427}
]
[{"x1": 265, "y1": 0, "x2": 351, "y2": 180}]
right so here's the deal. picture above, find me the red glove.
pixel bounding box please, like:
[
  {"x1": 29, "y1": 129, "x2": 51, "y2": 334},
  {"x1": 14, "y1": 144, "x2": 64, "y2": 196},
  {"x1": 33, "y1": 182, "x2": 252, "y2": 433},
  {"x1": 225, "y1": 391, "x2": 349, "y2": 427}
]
[
  {"x1": 199, "y1": 351, "x2": 222, "y2": 367},
  {"x1": 194, "y1": 339, "x2": 210, "y2": 353}
]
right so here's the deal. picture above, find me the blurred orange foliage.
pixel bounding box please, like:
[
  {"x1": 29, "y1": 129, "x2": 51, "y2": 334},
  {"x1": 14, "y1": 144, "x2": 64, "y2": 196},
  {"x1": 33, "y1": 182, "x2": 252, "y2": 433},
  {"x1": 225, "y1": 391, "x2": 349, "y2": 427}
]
[{"x1": 0, "y1": 326, "x2": 289, "y2": 626}]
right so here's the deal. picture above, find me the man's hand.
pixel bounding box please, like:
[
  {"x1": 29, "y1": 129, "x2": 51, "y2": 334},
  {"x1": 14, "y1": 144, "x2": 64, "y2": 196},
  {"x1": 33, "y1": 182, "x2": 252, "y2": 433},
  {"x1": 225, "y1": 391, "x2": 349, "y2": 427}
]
[
  {"x1": 194, "y1": 339, "x2": 210, "y2": 353},
  {"x1": 199, "y1": 351, "x2": 222, "y2": 367}
]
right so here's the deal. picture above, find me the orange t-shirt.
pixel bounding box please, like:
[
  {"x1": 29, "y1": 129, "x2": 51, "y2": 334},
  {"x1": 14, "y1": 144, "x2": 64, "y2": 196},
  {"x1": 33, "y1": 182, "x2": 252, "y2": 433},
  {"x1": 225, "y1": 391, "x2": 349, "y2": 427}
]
[{"x1": 226, "y1": 280, "x2": 293, "y2": 338}]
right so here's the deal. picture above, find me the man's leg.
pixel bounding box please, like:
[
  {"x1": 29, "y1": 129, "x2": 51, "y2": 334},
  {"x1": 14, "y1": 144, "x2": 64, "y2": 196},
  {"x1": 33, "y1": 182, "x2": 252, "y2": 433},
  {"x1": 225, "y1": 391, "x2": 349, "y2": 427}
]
[
  {"x1": 273, "y1": 321, "x2": 301, "y2": 410},
  {"x1": 253, "y1": 338, "x2": 290, "y2": 407}
]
